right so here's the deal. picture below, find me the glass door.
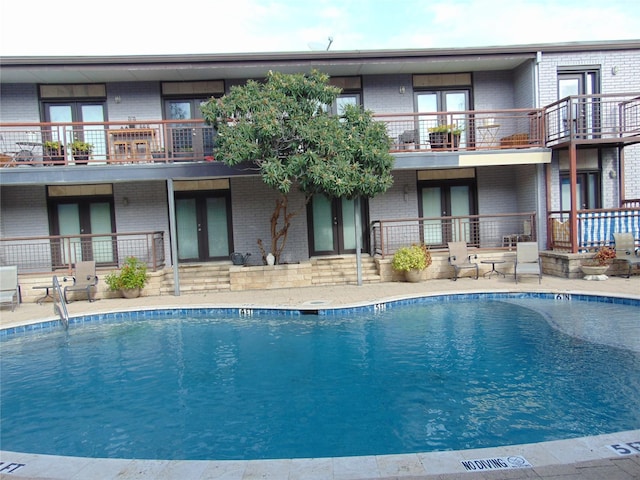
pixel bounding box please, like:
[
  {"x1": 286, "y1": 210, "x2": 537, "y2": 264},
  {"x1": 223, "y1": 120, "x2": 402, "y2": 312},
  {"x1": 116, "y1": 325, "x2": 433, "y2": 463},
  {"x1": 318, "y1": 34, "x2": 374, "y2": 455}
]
[
  {"x1": 420, "y1": 181, "x2": 475, "y2": 248},
  {"x1": 416, "y1": 91, "x2": 468, "y2": 148},
  {"x1": 52, "y1": 200, "x2": 115, "y2": 266},
  {"x1": 175, "y1": 193, "x2": 231, "y2": 262},
  {"x1": 44, "y1": 102, "x2": 106, "y2": 164},
  {"x1": 308, "y1": 195, "x2": 368, "y2": 255},
  {"x1": 558, "y1": 71, "x2": 599, "y2": 138},
  {"x1": 165, "y1": 99, "x2": 215, "y2": 159}
]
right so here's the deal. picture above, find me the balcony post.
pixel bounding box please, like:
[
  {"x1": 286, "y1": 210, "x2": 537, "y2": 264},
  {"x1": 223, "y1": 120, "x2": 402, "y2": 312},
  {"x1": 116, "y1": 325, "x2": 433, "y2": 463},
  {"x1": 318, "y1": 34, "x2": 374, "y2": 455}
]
[{"x1": 569, "y1": 143, "x2": 579, "y2": 253}]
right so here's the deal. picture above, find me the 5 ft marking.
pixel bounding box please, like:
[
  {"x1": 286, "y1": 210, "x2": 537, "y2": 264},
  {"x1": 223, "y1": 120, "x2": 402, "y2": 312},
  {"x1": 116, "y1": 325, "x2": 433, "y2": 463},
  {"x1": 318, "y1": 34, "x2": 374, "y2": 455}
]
[{"x1": 608, "y1": 442, "x2": 640, "y2": 455}]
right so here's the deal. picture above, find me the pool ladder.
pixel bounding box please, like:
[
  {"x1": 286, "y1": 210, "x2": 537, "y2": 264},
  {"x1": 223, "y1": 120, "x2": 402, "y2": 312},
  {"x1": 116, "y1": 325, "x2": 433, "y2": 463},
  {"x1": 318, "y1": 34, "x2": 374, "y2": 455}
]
[{"x1": 52, "y1": 276, "x2": 69, "y2": 329}]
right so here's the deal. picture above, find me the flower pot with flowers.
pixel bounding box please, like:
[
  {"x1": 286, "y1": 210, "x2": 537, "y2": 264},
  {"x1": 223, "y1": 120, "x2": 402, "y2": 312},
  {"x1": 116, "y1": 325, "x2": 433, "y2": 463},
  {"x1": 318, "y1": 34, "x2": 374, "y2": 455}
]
[
  {"x1": 43, "y1": 140, "x2": 65, "y2": 165},
  {"x1": 105, "y1": 256, "x2": 149, "y2": 298},
  {"x1": 70, "y1": 140, "x2": 93, "y2": 165},
  {"x1": 428, "y1": 124, "x2": 463, "y2": 150},
  {"x1": 391, "y1": 243, "x2": 432, "y2": 282},
  {"x1": 581, "y1": 245, "x2": 616, "y2": 280}
]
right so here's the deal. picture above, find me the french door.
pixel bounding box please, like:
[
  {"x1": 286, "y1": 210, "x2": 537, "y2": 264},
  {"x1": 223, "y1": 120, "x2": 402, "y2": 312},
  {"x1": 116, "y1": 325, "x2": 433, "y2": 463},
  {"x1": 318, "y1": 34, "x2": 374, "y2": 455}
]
[
  {"x1": 43, "y1": 102, "x2": 107, "y2": 162},
  {"x1": 558, "y1": 70, "x2": 600, "y2": 138},
  {"x1": 165, "y1": 99, "x2": 215, "y2": 159},
  {"x1": 560, "y1": 172, "x2": 601, "y2": 211},
  {"x1": 308, "y1": 195, "x2": 369, "y2": 256},
  {"x1": 416, "y1": 91, "x2": 469, "y2": 147},
  {"x1": 175, "y1": 192, "x2": 232, "y2": 262},
  {"x1": 419, "y1": 181, "x2": 476, "y2": 247},
  {"x1": 49, "y1": 198, "x2": 115, "y2": 267}
]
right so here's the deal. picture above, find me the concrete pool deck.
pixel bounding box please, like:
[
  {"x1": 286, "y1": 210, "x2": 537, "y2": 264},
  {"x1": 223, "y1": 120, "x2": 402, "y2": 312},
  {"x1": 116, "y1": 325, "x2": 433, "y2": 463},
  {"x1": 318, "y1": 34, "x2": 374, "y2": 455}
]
[{"x1": 1, "y1": 274, "x2": 639, "y2": 479}]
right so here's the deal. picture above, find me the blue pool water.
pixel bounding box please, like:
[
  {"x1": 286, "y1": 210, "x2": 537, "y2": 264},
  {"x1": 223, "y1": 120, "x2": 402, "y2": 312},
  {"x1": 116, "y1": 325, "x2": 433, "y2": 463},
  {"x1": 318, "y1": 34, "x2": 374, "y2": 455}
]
[{"x1": 1, "y1": 295, "x2": 639, "y2": 461}]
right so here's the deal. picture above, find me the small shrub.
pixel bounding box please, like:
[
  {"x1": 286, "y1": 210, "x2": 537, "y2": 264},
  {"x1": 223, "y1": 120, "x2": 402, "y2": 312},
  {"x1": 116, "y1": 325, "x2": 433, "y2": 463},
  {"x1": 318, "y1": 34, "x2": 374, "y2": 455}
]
[
  {"x1": 391, "y1": 244, "x2": 432, "y2": 272},
  {"x1": 105, "y1": 256, "x2": 149, "y2": 291}
]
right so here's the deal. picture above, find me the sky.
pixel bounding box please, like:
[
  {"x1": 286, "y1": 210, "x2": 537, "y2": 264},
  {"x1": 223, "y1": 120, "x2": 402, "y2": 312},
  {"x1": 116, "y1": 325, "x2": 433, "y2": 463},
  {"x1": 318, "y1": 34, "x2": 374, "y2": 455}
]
[{"x1": 0, "y1": 0, "x2": 638, "y2": 57}]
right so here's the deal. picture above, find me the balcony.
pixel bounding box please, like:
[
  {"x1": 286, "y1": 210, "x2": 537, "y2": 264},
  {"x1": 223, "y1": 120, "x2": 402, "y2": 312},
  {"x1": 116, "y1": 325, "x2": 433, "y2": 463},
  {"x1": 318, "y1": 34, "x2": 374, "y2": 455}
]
[{"x1": 1, "y1": 95, "x2": 639, "y2": 169}]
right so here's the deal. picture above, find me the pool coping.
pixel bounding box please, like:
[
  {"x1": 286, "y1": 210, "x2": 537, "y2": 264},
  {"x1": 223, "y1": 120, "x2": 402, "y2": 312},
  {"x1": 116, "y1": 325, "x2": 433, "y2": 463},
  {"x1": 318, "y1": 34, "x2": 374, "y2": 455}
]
[{"x1": 1, "y1": 287, "x2": 639, "y2": 479}]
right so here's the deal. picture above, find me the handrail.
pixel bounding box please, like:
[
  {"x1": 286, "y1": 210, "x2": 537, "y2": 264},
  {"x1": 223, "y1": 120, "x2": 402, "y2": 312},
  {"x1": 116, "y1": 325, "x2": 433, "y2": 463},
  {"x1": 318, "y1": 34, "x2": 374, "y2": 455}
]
[
  {"x1": 52, "y1": 275, "x2": 69, "y2": 330},
  {"x1": 0, "y1": 230, "x2": 165, "y2": 274}
]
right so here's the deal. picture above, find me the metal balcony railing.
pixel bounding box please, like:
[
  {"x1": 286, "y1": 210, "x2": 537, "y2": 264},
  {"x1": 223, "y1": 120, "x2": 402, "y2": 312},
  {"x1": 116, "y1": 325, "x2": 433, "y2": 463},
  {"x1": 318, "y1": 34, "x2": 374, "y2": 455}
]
[
  {"x1": 374, "y1": 108, "x2": 545, "y2": 152},
  {"x1": 544, "y1": 93, "x2": 640, "y2": 146},
  {"x1": 0, "y1": 120, "x2": 215, "y2": 167},
  {"x1": 0, "y1": 231, "x2": 165, "y2": 274},
  {"x1": 1, "y1": 95, "x2": 639, "y2": 168},
  {"x1": 371, "y1": 212, "x2": 536, "y2": 258}
]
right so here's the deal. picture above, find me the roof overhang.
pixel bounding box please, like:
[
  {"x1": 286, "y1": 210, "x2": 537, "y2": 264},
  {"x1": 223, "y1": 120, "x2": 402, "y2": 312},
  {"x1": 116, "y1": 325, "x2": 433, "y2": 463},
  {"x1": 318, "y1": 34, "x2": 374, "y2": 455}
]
[{"x1": 2, "y1": 40, "x2": 638, "y2": 84}]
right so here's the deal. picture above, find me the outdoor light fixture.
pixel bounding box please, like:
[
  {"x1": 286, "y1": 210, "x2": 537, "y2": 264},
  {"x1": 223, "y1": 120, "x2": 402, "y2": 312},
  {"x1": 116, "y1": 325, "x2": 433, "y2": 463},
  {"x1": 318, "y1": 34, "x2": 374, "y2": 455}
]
[
  {"x1": 122, "y1": 197, "x2": 129, "y2": 206},
  {"x1": 114, "y1": 95, "x2": 122, "y2": 104},
  {"x1": 399, "y1": 86, "x2": 406, "y2": 94}
]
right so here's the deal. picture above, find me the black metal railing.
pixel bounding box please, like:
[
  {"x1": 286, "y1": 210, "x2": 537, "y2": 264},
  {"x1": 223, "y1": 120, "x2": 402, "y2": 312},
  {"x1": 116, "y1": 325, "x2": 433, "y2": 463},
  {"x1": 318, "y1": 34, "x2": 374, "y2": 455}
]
[
  {"x1": 371, "y1": 212, "x2": 536, "y2": 258},
  {"x1": 0, "y1": 231, "x2": 165, "y2": 274}
]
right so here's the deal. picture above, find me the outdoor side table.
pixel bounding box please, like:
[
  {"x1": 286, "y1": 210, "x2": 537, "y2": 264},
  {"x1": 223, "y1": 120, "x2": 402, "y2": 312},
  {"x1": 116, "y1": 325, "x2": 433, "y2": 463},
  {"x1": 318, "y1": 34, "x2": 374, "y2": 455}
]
[
  {"x1": 481, "y1": 259, "x2": 505, "y2": 278},
  {"x1": 33, "y1": 284, "x2": 54, "y2": 304}
]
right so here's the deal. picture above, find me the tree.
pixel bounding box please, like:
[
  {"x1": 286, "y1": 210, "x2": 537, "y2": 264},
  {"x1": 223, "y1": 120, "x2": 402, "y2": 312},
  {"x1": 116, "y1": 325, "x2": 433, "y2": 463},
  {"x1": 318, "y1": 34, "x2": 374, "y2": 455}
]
[{"x1": 201, "y1": 69, "x2": 394, "y2": 264}]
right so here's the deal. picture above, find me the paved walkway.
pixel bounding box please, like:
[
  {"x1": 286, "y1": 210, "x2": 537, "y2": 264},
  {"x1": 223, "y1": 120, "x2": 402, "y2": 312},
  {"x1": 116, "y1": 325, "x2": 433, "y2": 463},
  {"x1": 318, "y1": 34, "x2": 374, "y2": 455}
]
[{"x1": 1, "y1": 274, "x2": 639, "y2": 479}]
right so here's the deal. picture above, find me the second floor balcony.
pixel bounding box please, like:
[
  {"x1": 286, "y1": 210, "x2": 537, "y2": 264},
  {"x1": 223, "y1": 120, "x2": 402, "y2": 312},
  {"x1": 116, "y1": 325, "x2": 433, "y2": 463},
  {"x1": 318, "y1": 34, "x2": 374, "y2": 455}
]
[{"x1": 1, "y1": 94, "x2": 639, "y2": 170}]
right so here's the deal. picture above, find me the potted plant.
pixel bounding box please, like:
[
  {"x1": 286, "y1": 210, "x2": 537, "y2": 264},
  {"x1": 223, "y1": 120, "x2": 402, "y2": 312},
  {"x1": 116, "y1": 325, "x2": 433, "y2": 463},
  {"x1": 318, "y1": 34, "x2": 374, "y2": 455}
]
[
  {"x1": 104, "y1": 256, "x2": 149, "y2": 298},
  {"x1": 391, "y1": 243, "x2": 432, "y2": 282},
  {"x1": 428, "y1": 124, "x2": 463, "y2": 149},
  {"x1": 70, "y1": 140, "x2": 93, "y2": 165},
  {"x1": 581, "y1": 245, "x2": 616, "y2": 280},
  {"x1": 43, "y1": 140, "x2": 64, "y2": 164}
]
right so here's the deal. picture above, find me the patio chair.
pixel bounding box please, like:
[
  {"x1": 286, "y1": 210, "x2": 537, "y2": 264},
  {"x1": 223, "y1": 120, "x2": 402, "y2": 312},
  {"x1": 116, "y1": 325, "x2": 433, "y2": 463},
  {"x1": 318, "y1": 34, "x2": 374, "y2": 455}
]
[
  {"x1": 613, "y1": 232, "x2": 640, "y2": 278},
  {"x1": 63, "y1": 261, "x2": 99, "y2": 303},
  {"x1": 447, "y1": 242, "x2": 478, "y2": 281},
  {"x1": 515, "y1": 242, "x2": 541, "y2": 284},
  {"x1": 0, "y1": 265, "x2": 20, "y2": 311}
]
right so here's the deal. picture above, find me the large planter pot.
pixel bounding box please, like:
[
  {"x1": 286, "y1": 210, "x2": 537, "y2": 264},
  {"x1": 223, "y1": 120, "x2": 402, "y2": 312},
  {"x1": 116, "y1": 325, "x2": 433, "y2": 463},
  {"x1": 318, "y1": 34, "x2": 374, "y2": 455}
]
[
  {"x1": 428, "y1": 132, "x2": 460, "y2": 150},
  {"x1": 581, "y1": 265, "x2": 609, "y2": 280},
  {"x1": 120, "y1": 287, "x2": 141, "y2": 298},
  {"x1": 44, "y1": 147, "x2": 65, "y2": 166},
  {"x1": 429, "y1": 132, "x2": 448, "y2": 149},
  {"x1": 404, "y1": 269, "x2": 423, "y2": 282},
  {"x1": 73, "y1": 154, "x2": 89, "y2": 165}
]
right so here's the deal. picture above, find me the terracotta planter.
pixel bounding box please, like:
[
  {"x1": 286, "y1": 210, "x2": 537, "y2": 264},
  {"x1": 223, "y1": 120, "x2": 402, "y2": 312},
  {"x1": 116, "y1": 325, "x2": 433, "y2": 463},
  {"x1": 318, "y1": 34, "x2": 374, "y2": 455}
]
[
  {"x1": 404, "y1": 269, "x2": 423, "y2": 282},
  {"x1": 120, "y1": 287, "x2": 141, "y2": 298}
]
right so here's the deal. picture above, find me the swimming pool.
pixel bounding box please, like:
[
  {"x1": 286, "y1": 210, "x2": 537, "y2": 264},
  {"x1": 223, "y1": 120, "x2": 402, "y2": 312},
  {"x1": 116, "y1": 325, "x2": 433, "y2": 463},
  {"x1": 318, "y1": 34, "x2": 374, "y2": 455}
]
[{"x1": 1, "y1": 293, "x2": 639, "y2": 461}]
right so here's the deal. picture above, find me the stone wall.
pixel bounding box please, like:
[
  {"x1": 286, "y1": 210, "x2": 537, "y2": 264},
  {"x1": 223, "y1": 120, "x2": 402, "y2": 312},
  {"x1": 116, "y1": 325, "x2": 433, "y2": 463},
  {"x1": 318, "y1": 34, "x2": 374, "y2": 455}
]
[{"x1": 229, "y1": 263, "x2": 313, "y2": 291}]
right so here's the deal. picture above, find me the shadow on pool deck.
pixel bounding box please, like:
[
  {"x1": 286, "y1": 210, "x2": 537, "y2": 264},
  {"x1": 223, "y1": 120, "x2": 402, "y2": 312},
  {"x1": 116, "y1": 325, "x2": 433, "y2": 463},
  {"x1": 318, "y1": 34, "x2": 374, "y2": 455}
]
[{"x1": 1, "y1": 275, "x2": 639, "y2": 479}]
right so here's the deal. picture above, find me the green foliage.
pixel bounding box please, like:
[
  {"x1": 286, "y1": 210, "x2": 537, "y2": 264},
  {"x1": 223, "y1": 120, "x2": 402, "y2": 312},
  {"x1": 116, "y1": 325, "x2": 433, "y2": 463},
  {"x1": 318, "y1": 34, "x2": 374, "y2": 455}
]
[
  {"x1": 43, "y1": 140, "x2": 62, "y2": 151},
  {"x1": 428, "y1": 124, "x2": 464, "y2": 135},
  {"x1": 391, "y1": 244, "x2": 432, "y2": 272},
  {"x1": 104, "y1": 256, "x2": 149, "y2": 291},
  {"x1": 201, "y1": 69, "x2": 395, "y2": 262},
  {"x1": 70, "y1": 140, "x2": 93, "y2": 154}
]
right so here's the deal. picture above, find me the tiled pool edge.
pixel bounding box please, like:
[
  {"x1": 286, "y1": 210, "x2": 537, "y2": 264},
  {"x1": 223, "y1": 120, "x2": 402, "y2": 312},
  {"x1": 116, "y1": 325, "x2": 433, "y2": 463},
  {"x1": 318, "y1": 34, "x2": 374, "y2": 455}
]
[{"x1": 2, "y1": 290, "x2": 639, "y2": 338}]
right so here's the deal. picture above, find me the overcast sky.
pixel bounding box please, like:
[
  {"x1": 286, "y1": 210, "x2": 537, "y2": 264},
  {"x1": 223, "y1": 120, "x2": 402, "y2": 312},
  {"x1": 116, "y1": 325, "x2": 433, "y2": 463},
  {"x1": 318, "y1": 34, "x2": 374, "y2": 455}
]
[{"x1": 0, "y1": 0, "x2": 638, "y2": 57}]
